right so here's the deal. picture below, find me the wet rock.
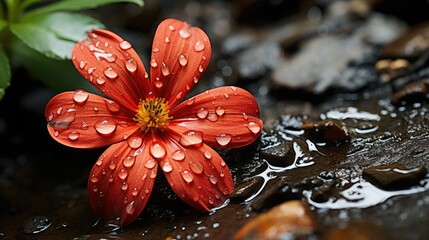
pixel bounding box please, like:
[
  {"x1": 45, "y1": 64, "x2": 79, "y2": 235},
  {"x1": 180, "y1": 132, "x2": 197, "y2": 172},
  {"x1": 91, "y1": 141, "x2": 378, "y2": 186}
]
[
  {"x1": 357, "y1": 13, "x2": 406, "y2": 45},
  {"x1": 260, "y1": 135, "x2": 294, "y2": 167},
  {"x1": 233, "y1": 200, "x2": 316, "y2": 240},
  {"x1": 22, "y1": 216, "x2": 51, "y2": 234},
  {"x1": 230, "y1": 177, "x2": 264, "y2": 203},
  {"x1": 302, "y1": 120, "x2": 350, "y2": 143},
  {"x1": 250, "y1": 179, "x2": 301, "y2": 211},
  {"x1": 391, "y1": 78, "x2": 429, "y2": 105},
  {"x1": 272, "y1": 34, "x2": 377, "y2": 94},
  {"x1": 362, "y1": 162, "x2": 428, "y2": 190},
  {"x1": 221, "y1": 32, "x2": 257, "y2": 56},
  {"x1": 235, "y1": 42, "x2": 281, "y2": 80},
  {"x1": 323, "y1": 221, "x2": 387, "y2": 240}
]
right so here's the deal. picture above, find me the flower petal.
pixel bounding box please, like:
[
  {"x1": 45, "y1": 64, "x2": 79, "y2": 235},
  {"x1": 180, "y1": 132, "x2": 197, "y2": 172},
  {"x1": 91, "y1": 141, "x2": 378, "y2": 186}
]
[
  {"x1": 169, "y1": 86, "x2": 263, "y2": 148},
  {"x1": 45, "y1": 91, "x2": 139, "y2": 148},
  {"x1": 88, "y1": 137, "x2": 158, "y2": 226},
  {"x1": 150, "y1": 18, "x2": 211, "y2": 107},
  {"x1": 158, "y1": 135, "x2": 234, "y2": 212},
  {"x1": 72, "y1": 29, "x2": 151, "y2": 111}
]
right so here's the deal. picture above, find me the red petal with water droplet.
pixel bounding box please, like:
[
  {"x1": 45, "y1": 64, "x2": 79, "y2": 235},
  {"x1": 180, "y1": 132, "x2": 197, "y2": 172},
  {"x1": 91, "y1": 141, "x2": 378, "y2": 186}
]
[
  {"x1": 45, "y1": 91, "x2": 138, "y2": 148},
  {"x1": 72, "y1": 29, "x2": 152, "y2": 111},
  {"x1": 88, "y1": 138, "x2": 157, "y2": 226},
  {"x1": 150, "y1": 18, "x2": 211, "y2": 107},
  {"x1": 158, "y1": 135, "x2": 233, "y2": 212},
  {"x1": 169, "y1": 86, "x2": 263, "y2": 148}
]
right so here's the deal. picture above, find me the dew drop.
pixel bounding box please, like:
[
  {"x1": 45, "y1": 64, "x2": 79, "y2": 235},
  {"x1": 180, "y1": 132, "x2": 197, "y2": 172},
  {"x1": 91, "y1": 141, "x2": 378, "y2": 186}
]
[
  {"x1": 176, "y1": 92, "x2": 183, "y2": 100},
  {"x1": 220, "y1": 160, "x2": 226, "y2": 167},
  {"x1": 242, "y1": 112, "x2": 248, "y2": 120},
  {"x1": 246, "y1": 121, "x2": 261, "y2": 134},
  {"x1": 162, "y1": 162, "x2": 173, "y2": 173},
  {"x1": 67, "y1": 131, "x2": 80, "y2": 141},
  {"x1": 193, "y1": 195, "x2": 200, "y2": 202},
  {"x1": 93, "y1": 106, "x2": 99, "y2": 112},
  {"x1": 96, "y1": 158, "x2": 103, "y2": 166},
  {"x1": 123, "y1": 156, "x2": 135, "y2": 168},
  {"x1": 103, "y1": 99, "x2": 120, "y2": 113},
  {"x1": 179, "y1": 55, "x2": 188, "y2": 66},
  {"x1": 193, "y1": 77, "x2": 198, "y2": 84},
  {"x1": 56, "y1": 107, "x2": 63, "y2": 115},
  {"x1": 186, "y1": 97, "x2": 195, "y2": 106},
  {"x1": 207, "y1": 113, "x2": 218, "y2": 122},
  {"x1": 121, "y1": 182, "x2": 128, "y2": 191},
  {"x1": 189, "y1": 161, "x2": 204, "y2": 174},
  {"x1": 150, "y1": 59, "x2": 158, "y2": 68},
  {"x1": 223, "y1": 93, "x2": 230, "y2": 99},
  {"x1": 216, "y1": 134, "x2": 232, "y2": 146},
  {"x1": 179, "y1": 29, "x2": 191, "y2": 39},
  {"x1": 120, "y1": 41, "x2": 132, "y2": 50},
  {"x1": 215, "y1": 106, "x2": 225, "y2": 116},
  {"x1": 90, "y1": 175, "x2": 99, "y2": 183},
  {"x1": 180, "y1": 131, "x2": 203, "y2": 146},
  {"x1": 79, "y1": 60, "x2": 87, "y2": 69},
  {"x1": 209, "y1": 175, "x2": 218, "y2": 185},
  {"x1": 94, "y1": 119, "x2": 117, "y2": 135},
  {"x1": 204, "y1": 150, "x2": 212, "y2": 160},
  {"x1": 194, "y1": 41, "x2": 205, "y2": 52},
  {"x1": 96, "y1": 76, "x2": 106, "y2": 85},
  {"x1": 208, "y1": 197, "x2": 214, "y2": 205},
  {"x1": 231, "y1": 86, "x2": 237, "y2": 92},
  {"x1": 181, "y1": 170, "x2": 194, "y2": 183},
  {"x1": 161, "y1": 62, "x2": 170, "y2": 76},
  {"x1": 109, "y1": 161, "x2": 116, "y2": 170},
  {"x1": 73, "y1": 90, "x2": 89, "y2": 104},
  {"x1": 118, "y1": 169, "x2": 128, "y2": 179},
  {"x1": 92, "y1": 185, "x2": 98, "y2": 192},
  {"x1": 198, "y1": 65, "x2": 204, "y2": 73},
  {"x1": 149, "y1": 170, "x2": 157, "y2": 179},
  {"x1": 150, "y1": 141, "x2": 166, "y2": 159},
  {"x1": 87, "y1": 67, "x2": 96, "y2": 74},
  {"x1": 127, "y1": 136, "x2": 143, "y2": 149},
  {"x1": 125, "y1": 201, "x2": 135, "y2": 215},
  {"x1": 144, "y1": 159, "x2": 156, "y2": 169},
  {"x1": 104, "y1": 67, "x2": 118, "y2": 79},
  {"x1": 164, "y1": 37, "x2": 170, "y2": 43},
  {"x1": 152, "y1": 47, "x2": 159, "y2": 53},
  {"x1": 154, "y1": 78, "x2": 163, "y2": 88},
  {"x1": 171, "y1": 150, "x2": 185, "y2": 161},
  {"x1": 125, "y1": 58, "x2": 137, "y2": 73},
  {"x1": 169, "y1": 25, "x2": 175, "y2": 31},
  {"x1": 132, "y1": 188, "x2": 139, "y2": 196},
  {"x1": 47, "y1": 112, "x2": 54, "y2": 121},
  {"x1": 197, "y1": 108, "x2": 208, "y2": 119}
]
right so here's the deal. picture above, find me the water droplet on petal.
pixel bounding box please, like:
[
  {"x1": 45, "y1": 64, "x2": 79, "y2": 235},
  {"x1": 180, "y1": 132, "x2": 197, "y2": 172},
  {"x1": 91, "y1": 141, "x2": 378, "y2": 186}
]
[
  {"x1": 123, "y1": 156, "x2": 135, "y2": 167},
  {"x1": 96, "y1": 76, "x2": 106, "y2": 85},
  {"x1": 193, "y1": 195, "x2": 200, "y2": 202},
  {"x1": 162, "y1": 162, "x2": 173, "y2": 173},
  {"x1": 73, "y1": 90, "x2": 89, "y2": 104},
  {"x1": 209, "y1": 175, "x2": 218, "y2": 185},
  {"x1": 87, "y1": 67, "x2": 96, "y2": 74},
  {"x1": 204, "y1": 150, "x2": 212, "y2": 159},
  {"x1": 198, "y1": 65, "x2": 204, "y2": 73},
  {"x1": 144, "y1": 159, "x2": 156, "y2": 169},
  {"x1": 150, "y1": 59, "x2": 158, "y2": 68},
  {"x1": 152, "y1": 47, "x2": 159, "y2": 53},
  {"x1": 223, "y1": 93, "x2": 230, "y2": 99},
  {"x1": 127, "y1": 136, "x2": 142, "y2": 149},
  {"x1": 242, "y1": 112, "x2": 248, "y2": 120},
  {"x1": 179, "y1": 29, "x2": 191, "y2": 39},
  {"x1": 169, "y1": 25, "x2": 175, "y2": 31},
  {"x1": 150, "y1": 141, "x2": 166, "y2": 159},
  {"x1": 179, "y1": 55, "x2": 188, "y2": 66},
  {"x1": 109, "y1": 161, "x2": 116, "y2": 170},
  {"x1": 164, "y1": 37, "x2": 170, "y2": 43},
  {"x1": 67, "y1": 131, "x2": 80, "y2": 141},
  {"x1": 103, "y1": 99, "x2": 120, "y2": 113},
  {"x1": 104, "y1": 67, "x2": 118, "y2": 79},
  {"x1": 231, "y1": 86, "x2": 237, "y2": 92},
  {"x1": 176, "y1": 92, "x2": 183, "y2": 100},
  {"x1": 189, "y1": 161, "x2": 204, "y2": 174},
  {"x1": 247, "y1": 121, "x2": 261, "y2": 134},
  {"x1": 186, "y1": 97, "x2": 195, "y2": 106},
  {"x1": 90, "y1": 175, "x2": 99, "y2": 183},
  {"x1": 94, "y1": 119, "x2": 117, "y2": 135},
  {"x1": 193, "y1": 77, "x2": 198, "y2": 84},
  {"x1": 121, "y1": 182, "x2": 128, "y2": 191},
  {"x1": 181, "y1": 170, "x2": 193, "y2": 183},
  {"x1": 180, "y1": 131, "x2": 203, "y2": 146},
  {"x1": 220, "y1": 160, "x2": 226, "y2": 167},
  {"x1": 161, "y1": 62, "x2": 170, "y2": 76},
  {"x1": 132, "y1": 188, "x2": 139, "y2": 196},
  {"x1": 207, "y1": 113, "x2": 218, "y2": 122},
  {"x1": 79, "y1": 61, "x2": 87, "y2": 69},
  {"x1": 194, "y1": 41, "x2": 205, "y2": 52},
  {"x1": 118, "y1": 169, "x2": 128, "y2": 179},
  {"x1": 197, "y1": 108, "x2": 208, "y2": 119},
  {"x1": 154, "y1": 78, "x2": 163, "y2": 88},
  {"x1": 120, "y1": 41, "x2": 132, "y2": 50},
  {"x1": 125, "y1": 200, "x2": 135, "y2": 214},
  {"x1": 215, "y1": 106, "x2": 225, "y2": 116},
  {"x1": 171, "y1": 150, "x2": 185, "y2": 161},
  {"x1": 216, "y1": 134, "x2": 232, "y2": 146},
  {"x1": 125, "y1": 58, "x2": 137, "y2": 73}
]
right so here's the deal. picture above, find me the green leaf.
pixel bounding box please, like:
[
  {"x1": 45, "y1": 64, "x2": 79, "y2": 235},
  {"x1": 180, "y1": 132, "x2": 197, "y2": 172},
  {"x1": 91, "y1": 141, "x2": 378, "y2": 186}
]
[
  {"x1": 0, "y1": 49, "x2": 11, "y2": 101},
  {"x1": 11, "y1": 39, "x2": 99, "y2": 93},
  {"x1": 0, "y1": 19, "x2": 7, "y2": 32},
  {"x1": 23, "y1": 0, "x2": 144, "y2": 19},
  {"x1": 10, "y1": 12, "x2": 104, "y2": 60}
]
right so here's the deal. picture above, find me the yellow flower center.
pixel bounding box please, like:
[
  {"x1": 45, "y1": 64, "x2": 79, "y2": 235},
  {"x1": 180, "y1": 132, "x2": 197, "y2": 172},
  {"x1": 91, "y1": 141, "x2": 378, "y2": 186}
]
[{"x1": 134, "y1": 98, "x2": 171, "y2": 132}]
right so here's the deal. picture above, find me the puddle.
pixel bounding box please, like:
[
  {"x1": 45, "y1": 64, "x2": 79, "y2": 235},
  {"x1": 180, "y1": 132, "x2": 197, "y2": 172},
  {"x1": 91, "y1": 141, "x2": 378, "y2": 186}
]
[{"x1": 304, "y1": 175, "x2": 429, "y2": 209}]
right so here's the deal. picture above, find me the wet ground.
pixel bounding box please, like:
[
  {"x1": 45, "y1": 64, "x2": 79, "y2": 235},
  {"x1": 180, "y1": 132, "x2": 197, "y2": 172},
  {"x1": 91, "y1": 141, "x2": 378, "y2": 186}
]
[{"x1": 1, "y1": 0, "x2": 429, "y2": 239}]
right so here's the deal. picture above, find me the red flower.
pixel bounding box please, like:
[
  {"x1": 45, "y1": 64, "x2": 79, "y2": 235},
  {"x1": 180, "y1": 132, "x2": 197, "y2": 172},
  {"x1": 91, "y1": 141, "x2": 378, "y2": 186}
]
[{"x1": 45, "y1": 18, "x2": 263, "y2": 226}]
